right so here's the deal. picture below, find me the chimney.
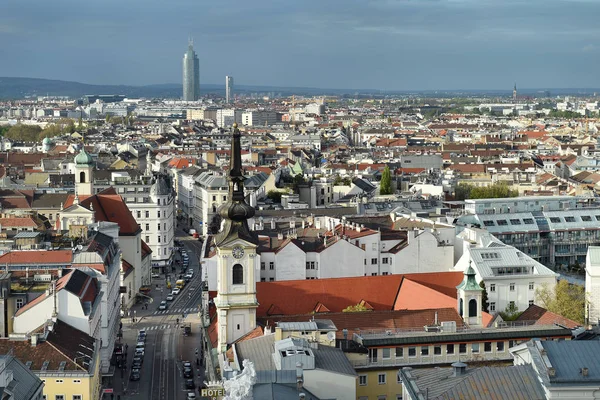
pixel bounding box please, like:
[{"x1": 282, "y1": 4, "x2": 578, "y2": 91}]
[
  {"x1": 355, "y1": 224, "x2": 360, "y2": 232},
  {"x1": 271, "y1": 219, "x2": 276, "y2": 229},
  {"x1": 302, "y1": 220, "x2": 305, "y2": 229},
  {"x1": 451, "y1": 361, "x2": 467, "y2": 377},
  {"x1": 296, "y1": 362, "x2": 304, "y2": 390},
  {"x1": 30, "y1": 334, "x2": 37, "y2": 347},
  {"x1": 315, "y1": 219, "x2": 321, "y2": 229},
  {"x1": 581, "y1": 367, "x2": 589, "y2": 377},
  {"x1": 435, "y1": 311, "x2": 438, "y2": 325}
]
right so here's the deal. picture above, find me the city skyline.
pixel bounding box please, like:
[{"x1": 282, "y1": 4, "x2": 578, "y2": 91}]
[{"x1": 1, "y1": 1, "x2": 600, "y2": 90}]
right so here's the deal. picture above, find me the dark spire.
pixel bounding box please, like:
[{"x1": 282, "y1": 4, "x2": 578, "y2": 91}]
[{"x1": 214, "y1": 124, "x2": 258, "y2": 246}]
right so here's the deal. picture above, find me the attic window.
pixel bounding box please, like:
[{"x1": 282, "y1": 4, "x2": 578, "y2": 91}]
[
  {"x1": 549, "y1": 217, "x2": 561, "y2": 223},
  {"x1": 564, "y1": 216, "x2": 576, "y2": 222},
  {"x1": 582, "y1": 216, "x2": 592, "y2": 221},
  {"x1": 483, "y1": 221, "x2": 495, "y2": 227},
  {"x1": 509, "y1": 219, "x2": 521, "y2": 225},
  {"x1": 496, "y1": 220, "x2": 508, "y2": 226},
  {"x1": 523, "y1": 218, "x2": 534, "y2": 224}
]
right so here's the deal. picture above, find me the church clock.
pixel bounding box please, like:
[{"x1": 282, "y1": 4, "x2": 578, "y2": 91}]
[{"x1": 232, "y1": 245, "x2": 245, "y2": 259}]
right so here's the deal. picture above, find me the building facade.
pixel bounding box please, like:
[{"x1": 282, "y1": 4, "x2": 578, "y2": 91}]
[{"x1": 182, "y1": 40, "x2": 200, "y2": 101}]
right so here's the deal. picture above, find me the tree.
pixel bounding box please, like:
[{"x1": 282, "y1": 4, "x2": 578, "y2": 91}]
[
  {"x1": 0, "y1": 126, "x2": 10, "y2": 137},
  {"x1": 4, "y1": 124, "x2": 42, "y2": 141},
  {"x1": 267, "y1": 190, "x2": 284, "y2": 203},
  {"x1": 454, "y1": 182, "x2": 519, "y2": 201},
  {"x1": 535, "y1": 280, "x2": 585, "y2": 324},
  {"x1": 292, "y1": 174, "x2": 306, "y2": 193},
  {"x1": 380, "y1": 165, "x2": 392, "y2": 195},
  {"x1": 480, "y1": 281, "x2": 489, "y2": 312},
  {"x1": 342, "y1": 303, "x2": 372, "y2": 313},
  {"x1": 40, "y1": 124, "x2": 62, "y2": 139},
  {"x1": 499, "y1": 303, "x2": 521, "y2": 321}
]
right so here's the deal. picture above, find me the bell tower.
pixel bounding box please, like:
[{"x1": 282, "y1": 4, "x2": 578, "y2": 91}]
[
  {"x1": 214, "y1": 123, "x2": 259, "y2": 353},
  {"x1": 457, "y1": 261, "x2": 483, "y2": 327},
  {"x1": 74, "y1": 147, "x2": 94, "y2": 196}
]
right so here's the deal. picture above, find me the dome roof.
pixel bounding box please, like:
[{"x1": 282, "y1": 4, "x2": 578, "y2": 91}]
[
  {"x1": 42, "y1": 137, "x2": 52, "y2": 145},
  {"x1": 75, "y1": 148, "x2": 94, "y2": 166}
]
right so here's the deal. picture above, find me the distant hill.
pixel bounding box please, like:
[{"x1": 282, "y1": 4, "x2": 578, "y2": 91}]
[{"x1": 1, "y1": 77, "x2": 599, "y2": 100}]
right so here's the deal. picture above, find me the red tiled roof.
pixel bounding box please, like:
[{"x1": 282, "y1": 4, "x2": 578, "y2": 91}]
[
  {"x1": 330, "y1": 224, "x2": 378, "y2": 239},
  {"x1": 141, "y1": 240, "x2": 152, "y2": 258},
  {"x1": 446, "y1": 164, "x2": 486, "y2": 173},
  {"x1": 0, "y1": 217, "x2": 38, "y2": 228},
  {"x1": 516, "y1": 304, "x2": 580, "y2": 329},
  {"x1": 0, "y1": 250, "x2": 72, "y2": 265},
  {"x1": 394, "y1": 278, "x2": 457, "y2": 310},
  {"x1": 64, "y1": 188, "x2": 140, "y2": 235},
  {"x1": 168, "y1": 158, "x2": 191, "y2": 169}
]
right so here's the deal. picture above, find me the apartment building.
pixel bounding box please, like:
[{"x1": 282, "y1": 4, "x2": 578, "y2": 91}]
[
  {"x1": 193, "y1": 171, "x2": 228, "y2": 235},
  {"x1": 458, "y1": 196, "x2": 600, "y2": 267}
]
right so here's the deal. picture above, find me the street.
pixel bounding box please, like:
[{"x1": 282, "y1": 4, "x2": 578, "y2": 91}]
[{"x1": 110, "y1": 231, "x2": 206, "y2": 400}]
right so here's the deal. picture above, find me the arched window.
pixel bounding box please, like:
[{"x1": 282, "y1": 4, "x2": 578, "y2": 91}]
[
  {"x1": 468, "y1": 299, "x2": 478, "y2": 317},
  {"x1": 79, "y1": 171, "x2": 86, "y2": 183},
  {"x1": 459, "y1": 298, "x2": 464, "y2": 317},
  {"x1": 233, "y1": 264, "x2": 244, "y2": 285}
]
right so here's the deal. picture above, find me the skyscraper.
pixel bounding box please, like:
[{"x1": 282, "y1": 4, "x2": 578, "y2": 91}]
[
  {"x1": 182, "y1": 39, "x2": 200, "y2": 101},
  {"x1": 225, "y1": 75, "x2": 234, "y2": 104}
]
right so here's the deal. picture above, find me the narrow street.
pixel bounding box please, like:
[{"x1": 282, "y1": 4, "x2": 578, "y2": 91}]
[{"x1": 110, "y1": 230, "x2": 206, "y2": 399}]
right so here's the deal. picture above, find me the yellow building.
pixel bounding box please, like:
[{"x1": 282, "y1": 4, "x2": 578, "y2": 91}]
[{"x1": 1, "y1": 320, "x2": 102, "y2": 400}]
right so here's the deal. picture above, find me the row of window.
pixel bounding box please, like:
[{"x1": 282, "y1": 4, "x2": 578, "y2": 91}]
[
  {"x1": 260, "y1": 262, "x2": 275, "y2": 270},
  {"x1": 144, "y1": 223, "x2": 169, "y2": 232},
  {"x1": 489, "y1": 300, "x2": 533, "y2": 312},
  {"x1": 137, "y1": 210, "x2": 170, "y2": 219},
  {"x1": 372, "y1": 341, "x2": 509, "y2": 363},
  {"x1": 489, "y1": 282, "x2": 535, "y2": 292},
  {"x1": 44, "y1": 395, "x2": 82, "y2": 400}
]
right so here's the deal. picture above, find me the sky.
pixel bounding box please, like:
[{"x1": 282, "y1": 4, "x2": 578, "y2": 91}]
[{"x1": 1, "y1": 0, "x2": 599, "y2": 91}]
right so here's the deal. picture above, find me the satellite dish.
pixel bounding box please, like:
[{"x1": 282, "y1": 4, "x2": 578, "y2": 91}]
[{"x1": 326, "y1": 331, "x2": 336, "y2": 341}]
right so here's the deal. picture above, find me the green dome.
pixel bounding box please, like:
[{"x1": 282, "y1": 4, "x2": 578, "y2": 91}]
[
  {"x1": 42, "y1": 137, "x2": 52, "y2": 145},
  {"x1": 75, "y1": 148, "x2": 94, "y2": 166}
]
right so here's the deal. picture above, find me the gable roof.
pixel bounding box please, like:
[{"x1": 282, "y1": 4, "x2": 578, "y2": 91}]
[
  {"x1": 515, "y1": 304, "x2": 581, "y2": 329},
  {"x1": 0, "y1": 250, "x2": 72, "y2": 266}
]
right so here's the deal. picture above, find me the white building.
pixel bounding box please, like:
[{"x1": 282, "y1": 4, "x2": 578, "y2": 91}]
[
  {"x1": 193, "y1": 171, "x2": 228, "y2": 235},
  {"x1": 225, "y1": 76, "x2": 233, "y2": 104},
  {"x1": 585, "y1": 246, "x2": 600, "y2": 325},
  {"x1": 177, "y1": 166, "x2": 202, "y2": 225},
  {"x1": 241, "y1": 110, "x2": 279, "y2": 127},
  {"x1": 455, "y1": 228, "x2": 558, "y2": 314},
  {"x1": 216, "y1": 109, "x2": 242, "y2": 127}
]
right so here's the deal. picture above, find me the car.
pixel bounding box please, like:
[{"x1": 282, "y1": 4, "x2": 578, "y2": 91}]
[
  {"x1": 185, "y1": 379, "x2": 196, "y2": 389},
  {"x1": 137, "y1": 334, "x2": 146, "y2": 343},
  {"x1": 135, "y1": 343, "x2": 145, "y2": 356},
  {"x1": 183, "y1": 361, "x2": 192, "y2": 369},
  {"x1": 183, "y1": 367, "x2": 193, "y2": 378},
  {"x1": 134, "y1": 348, "x2": 144, "y2": 358},
  {"x1": 132, "y1": 357, "x2": 143, "y2": 368},
  {"x1": 130, "y1": 368, "x2": 141, "y2": 381},
  {"x1": 138, "y1": 329, "x2": 147, "y2": 338},
  {"x1": 158, "y1": 300, "x2": 167, "y2": 311},
  {"x1": 172, "y1": 288, "x2": 181, "y2": 295},
  {"x1": 187, "y1": 393, "x2": 197, "y2": 400},
  {"x1": 188, "y1": 269, "x2": 194, "y2": 276},
  {"x1": 151, "y1": 273, "x2": 160, "y2": 279},
  {"x1": 166, "y1": 294, "x2": 174, "y2": 301},
  {"x1": 185, "y1": 273, "x2": 193, "y2": 279}
]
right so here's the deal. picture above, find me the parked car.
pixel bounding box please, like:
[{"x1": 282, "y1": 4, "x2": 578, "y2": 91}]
[
  {"x1": 183, "y1": 361, "x2": 192, "y2": 369},
  {"x1": 172, "y1": 288, "x2": 181, "y2": 295},
  {"x1": 185, "y1": 379, "x2": 196, "y2": 389},
  {"x1": 132, "y1": 357, "x2": 143, "y2": 369},
  {"x1": 130, "y1": 368, "x2": 141, "y2": 381},
  {"x1": 151, "y1": 273, "x2": 160, "y2": 279},
  {"x1": 187, "y1": 393, "x2": 197, "y2": 400},
  {"x1": 183, "y1": 367, "x2": 193, "y2": 378},
  {"x1": 158, "y1": 300, "x2": 168, "y2": 311},
  {"x1": 166, "y1": 294, "x2": 174, "y2": 301}
]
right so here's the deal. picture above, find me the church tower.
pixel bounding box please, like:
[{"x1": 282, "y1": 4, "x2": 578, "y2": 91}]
[
  {"x1": 74, "y1": 147, "x2": 94, "y2": 196},
  {"x1": 214, "y1": 123, "x2": 259, "y2": 353},
  {"x1": 456, "y1": 261, "x2": 483, "y2": 327}
]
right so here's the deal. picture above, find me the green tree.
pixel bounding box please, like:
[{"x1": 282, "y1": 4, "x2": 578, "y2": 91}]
[
  {"x1": 380, "y1": 165, "x2": 392, "y2": 195},
  {"x1": 4, "y1": 124, "x2": 42, "y2": 141},
  {"x1": 499, "y1": 303, "x2": 521, "y2": 321},
  {"x1": 0, "y1": 125, "x2": 10, "y2": 137},
  {"x1": 480, "y1": 281, "x2": 489, "y2": 312},
  {"x1": 267, "y1": 190, "x2": 284, "y2": 203},
  {"x1": 342, "y1": 303, "x2": 372, "y2": 313},
  {"x1": 333, "y1": 175, "x2": 351, "y2": 186},
  {"x1": 454, "y1": 183, "x2": 518, "y2": 200},
  {"x1": 39, "y1": 124, "x2": 62, "y2": 139},
  {"x1": 535, "y1": 280, "x2": 586, "y2": 324}
]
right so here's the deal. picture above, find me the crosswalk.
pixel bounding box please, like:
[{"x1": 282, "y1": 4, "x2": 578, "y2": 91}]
[
  {"x1": 144, "y1": 324, "x2": 171, "y2": 331},
  {"x1": 152, "y1": 307, "x2": 197, "y2": 316}
]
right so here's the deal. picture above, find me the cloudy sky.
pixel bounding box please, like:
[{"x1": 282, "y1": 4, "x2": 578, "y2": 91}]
[{"x1": 1, "y1": 0, "x2": 599, "y2": 90}]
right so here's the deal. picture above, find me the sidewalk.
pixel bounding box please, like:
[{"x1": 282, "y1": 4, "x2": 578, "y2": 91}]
[{"x1": 179, "y1": 310, "x2": 207, "y2": 395}]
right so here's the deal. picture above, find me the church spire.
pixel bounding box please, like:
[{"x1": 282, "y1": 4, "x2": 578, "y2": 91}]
[{"x1": 214, "y1": 123, "x2": 257, "y2": 246}]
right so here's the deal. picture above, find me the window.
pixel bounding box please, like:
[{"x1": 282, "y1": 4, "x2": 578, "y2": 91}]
[
  {"x1": 564, "y1": 216, "x2": 575, "y2": 222},
  {"x1": 490, "y1": 284, "x2": 495, "y2": 292},
  {"x1": 73, "y1": 396, "x2": 82, "y2": 400},
  {"x1": 483, "y1": 220, "x2": 495, "y2": 227},
  {"x1": 371, "y1": 258, "x2": 378, "y2": 264},
  {"x1": 164, "y1": 223, "x2": 166, "y2": 230},
  {"x1": 223, "y1": 195, "x2": 227, "y2": 201},
  {"x1": 382, "y1": 257, "x2": 389, "y2": 264},
  {"x1": 55, "y1": 396, "x2": 64, "y2": 400},
  {"x1": 261, "y1": 278, "x2": 266, "y2": 282},
  {"x1": 421, "y1": 346, "x2": 429, "y2": 356},
  {"x1": 378, "y1": 373, "x2": 386, "y2": 384},
  {"x1": 549, "y1": 217, "x2": 561, "y2": 223},
  {"x1": 378, "y1": 396, "x2": 387, "y2": 400},
  {"x1": 489, "y1": 302, "x2": 496, "y2": 312},
  {"x1": 145, "y1": 211, "x2": 150, "y2": 218},
  {"x1": 158, "y1": 236, "x2": 161, "y2": 243},
  {"x1": 145, "y1": 223, "x2": 150, "y2": 231},
  {"x1": 16, "y1": 298, "x2": 24, "y2": 310},
  {"x1": 145, "y1": 236, "x2": 150, "y2": 243},
  {"x1": 408, "y1": 347, "x2": 416, "y2": 357},
  {"x1": 459, "y1": 344, "x2": 467, "y2": 354},
  {"x1": 509, "y1": 283, "x2": 515, "y2": 291},
  {"x1": 212, "y1": 195, "x2": 216, "y2": 201},
  {"x1": 382, "y1": 348, "x2": 391, "y2": 359},
  {"x1": 359, "y1": 375, "x2": 367, "y2": 386},
  {"x1": 55, "y1": 379, "x2": 63, "y2": 383},
  {"x1": 529, "y1": 282, "x2": 534, "y2": 290},
  {"x1": 137, "y1": 211, "x2": 141, "y2": 218},
  {"x1": 260, "y1": 262, "x2": 265, "y2": 270},
  {"x1": 484, "y1": 342, "x2": 492, "y2": 352},
  {"x1": 447, "y1": 344, "x2": 454, "y2": 354},
  {"x1": 371, "y1": 273, "x2": 378, "y2": 276},
  {"x1": 157, "y1": 211, "x2": 161, "y2": 218},
  {"x1": 509, "y1": 301, "x2": 515, "y2": 309},
  {"x1": 395, "y1": 347, "x2": 403, "y2": 358},
  {"x1": 269, "y1": 277, "x2": 275, "y2": 282},
  {"x1": 509, "y1": 219, "x2": 521, "y2": 225},
  {"x1": 157, "y1": 223, "x2": 161, "y2": 231},
  {"x1": 523, "y1": 218, "x2": 534, "y2": 224},
  {"x1": 434, "y1": 345, "x2": 442, "y2": 355},
  {"x1": 163, "y1": 235, "x2": 166, "y2": 243},
  {"x1": 497, "y1": 341, "x2": 505, "y2": 352},
  {"x1": 471, "y1": 343, "x2": 480, "y2": 353},
  {"x1": 582, "y1": 215, "x2": 592, "y2": 222},
  {"x1": 509, "y1": 340, "x2": 515, "y2": 348},
  {"x1": 382, "y1": 272, "x2": 389, "y2": 276},
  {"x1": 269, "y1": 262, "x2": 274, "y2": 270},
  {"x1": 496, "y1": 220, "x2": 508, "y2": 226},
  {"x1": 529, "y1": 300, "x2": 534, "y2": 306},
  {"x1": 306, "y1": 262, "x2": 310, "y2": 270},
  {"x1": 232, "y1": 264, "x2": 244, "y2": 284}
]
